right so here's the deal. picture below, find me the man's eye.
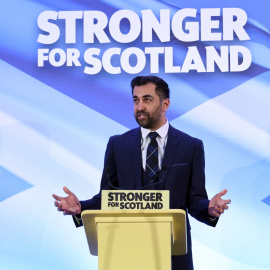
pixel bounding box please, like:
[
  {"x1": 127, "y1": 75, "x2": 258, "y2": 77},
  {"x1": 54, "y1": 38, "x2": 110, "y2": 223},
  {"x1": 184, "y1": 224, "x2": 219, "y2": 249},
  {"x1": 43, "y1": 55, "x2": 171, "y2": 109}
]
[{"x1": 133, "y1": 99, "x2": 139, "y2": 103}]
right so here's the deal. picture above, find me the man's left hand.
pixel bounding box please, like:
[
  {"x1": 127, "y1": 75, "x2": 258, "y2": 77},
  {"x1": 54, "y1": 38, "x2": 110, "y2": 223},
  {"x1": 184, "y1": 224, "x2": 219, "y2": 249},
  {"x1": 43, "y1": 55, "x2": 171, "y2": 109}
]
[{"x1": 208, "y1": 189, "x2": 231, "y2": 218}]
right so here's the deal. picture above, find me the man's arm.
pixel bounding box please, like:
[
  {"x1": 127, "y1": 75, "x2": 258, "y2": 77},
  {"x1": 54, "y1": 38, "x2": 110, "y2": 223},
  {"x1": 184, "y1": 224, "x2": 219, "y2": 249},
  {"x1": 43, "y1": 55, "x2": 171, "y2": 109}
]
[{"x1": 187, "y1": 140, "x2": 230, "y2": 226}]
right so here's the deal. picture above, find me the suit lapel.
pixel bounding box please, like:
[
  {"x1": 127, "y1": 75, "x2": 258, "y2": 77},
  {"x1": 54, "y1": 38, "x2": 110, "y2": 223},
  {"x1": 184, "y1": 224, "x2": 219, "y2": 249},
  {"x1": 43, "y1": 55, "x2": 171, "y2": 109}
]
[
  {"x1": 162, "y1": 125, "x2": 179, "y2": 171},
  {"x1": 129, "y1": 127, "x2": 142, "y2": 189}
]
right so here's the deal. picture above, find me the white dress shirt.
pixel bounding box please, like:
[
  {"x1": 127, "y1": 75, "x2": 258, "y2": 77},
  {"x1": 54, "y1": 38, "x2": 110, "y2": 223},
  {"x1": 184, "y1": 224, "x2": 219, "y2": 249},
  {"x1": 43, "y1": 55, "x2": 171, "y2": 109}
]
[{"x1": 141, "y1": 120, "x2": 169, "y2": 170}]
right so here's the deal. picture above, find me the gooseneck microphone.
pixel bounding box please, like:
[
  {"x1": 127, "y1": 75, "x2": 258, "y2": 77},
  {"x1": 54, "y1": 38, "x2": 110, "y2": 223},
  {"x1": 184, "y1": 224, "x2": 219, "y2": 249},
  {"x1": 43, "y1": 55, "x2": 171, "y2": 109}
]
[
  {"x1": 106, "y1": 166, "x2": 121, "y2": 190},
  {"x1": 137, "y1": 165, "x2": 168, "y2": 190},
  {"x1": 106, "y1": 165, "x2": 169, "y2": 190}
]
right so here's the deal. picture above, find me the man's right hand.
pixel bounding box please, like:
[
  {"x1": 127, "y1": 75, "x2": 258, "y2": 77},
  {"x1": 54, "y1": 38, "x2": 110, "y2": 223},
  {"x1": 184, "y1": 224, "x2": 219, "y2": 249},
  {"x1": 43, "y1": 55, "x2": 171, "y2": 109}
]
[{"x1": 52, "y1": 187, "x2": 81, "y2": 215}]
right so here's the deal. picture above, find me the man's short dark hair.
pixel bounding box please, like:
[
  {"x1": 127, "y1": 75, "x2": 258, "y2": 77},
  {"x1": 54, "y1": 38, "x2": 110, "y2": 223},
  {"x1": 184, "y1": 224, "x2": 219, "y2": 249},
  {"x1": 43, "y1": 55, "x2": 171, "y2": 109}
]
[{"x1": 131, "y1": 75, "x2": 170, "y2": 100}]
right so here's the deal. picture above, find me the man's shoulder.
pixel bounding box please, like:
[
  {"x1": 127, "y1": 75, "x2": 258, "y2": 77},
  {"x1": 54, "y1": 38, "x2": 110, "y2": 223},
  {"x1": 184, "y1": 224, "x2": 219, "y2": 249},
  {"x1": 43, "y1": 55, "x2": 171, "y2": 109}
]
[
  {"x1": 109, "y1": 125, "x2": 202, "y2": 145},
  {"x1": 109, "y1": 127, "x2": 140, "y2": 141},
  {"x1": 169, "y1": 125, "x2": 202, "y2": 144}
]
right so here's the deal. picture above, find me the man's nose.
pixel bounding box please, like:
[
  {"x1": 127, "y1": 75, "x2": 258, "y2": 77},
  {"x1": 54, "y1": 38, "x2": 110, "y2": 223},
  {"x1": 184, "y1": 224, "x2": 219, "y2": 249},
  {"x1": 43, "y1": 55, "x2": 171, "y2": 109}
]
[{"x1": 137, "y1": 101, "x2": 145, "y2": 111}]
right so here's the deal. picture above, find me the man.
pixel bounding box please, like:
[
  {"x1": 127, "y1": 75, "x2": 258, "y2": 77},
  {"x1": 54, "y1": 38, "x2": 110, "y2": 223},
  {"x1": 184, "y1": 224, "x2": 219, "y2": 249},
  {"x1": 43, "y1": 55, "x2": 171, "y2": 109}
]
[{"x1": 53, "y1": 76, "x2": 231, "y2": 270}]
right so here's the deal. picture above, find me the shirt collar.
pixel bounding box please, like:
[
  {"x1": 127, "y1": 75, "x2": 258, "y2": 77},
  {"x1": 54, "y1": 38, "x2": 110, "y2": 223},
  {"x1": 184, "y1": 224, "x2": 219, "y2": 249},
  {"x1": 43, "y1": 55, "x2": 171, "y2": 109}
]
[{"x1": 141, "y1": 119, "x2": 169, "y2": 140}]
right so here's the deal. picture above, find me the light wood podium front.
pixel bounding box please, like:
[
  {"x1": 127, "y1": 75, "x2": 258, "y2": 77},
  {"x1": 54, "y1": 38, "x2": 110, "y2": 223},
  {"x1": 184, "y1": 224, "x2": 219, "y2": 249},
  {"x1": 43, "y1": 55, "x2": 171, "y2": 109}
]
[{"x1": 82, "y1": 209, "x2": 186, "y2": 270}]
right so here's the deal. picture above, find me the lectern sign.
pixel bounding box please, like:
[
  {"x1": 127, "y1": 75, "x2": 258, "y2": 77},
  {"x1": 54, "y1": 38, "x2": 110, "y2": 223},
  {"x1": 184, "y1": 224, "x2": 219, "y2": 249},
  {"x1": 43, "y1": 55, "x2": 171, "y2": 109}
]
[{"x1": 101, "y1": 190, "x2": 169, "y2": 210}]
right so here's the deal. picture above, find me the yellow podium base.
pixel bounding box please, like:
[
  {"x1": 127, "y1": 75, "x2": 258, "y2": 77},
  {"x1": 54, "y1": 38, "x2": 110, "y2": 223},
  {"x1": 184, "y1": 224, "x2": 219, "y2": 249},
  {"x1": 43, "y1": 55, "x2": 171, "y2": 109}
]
[
  {"x1": 82, "y1": 210, "x2": 186, "y2": 270},
  {"x1": 98, "y1": 216, "x2": 171, "y2": 270}
]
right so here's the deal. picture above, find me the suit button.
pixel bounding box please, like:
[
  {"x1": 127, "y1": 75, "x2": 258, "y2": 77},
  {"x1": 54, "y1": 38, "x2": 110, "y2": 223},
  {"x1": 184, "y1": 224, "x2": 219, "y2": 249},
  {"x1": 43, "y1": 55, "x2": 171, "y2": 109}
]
[{"x1": 150, "y1": 180, "x2": 153, "y2": 183}]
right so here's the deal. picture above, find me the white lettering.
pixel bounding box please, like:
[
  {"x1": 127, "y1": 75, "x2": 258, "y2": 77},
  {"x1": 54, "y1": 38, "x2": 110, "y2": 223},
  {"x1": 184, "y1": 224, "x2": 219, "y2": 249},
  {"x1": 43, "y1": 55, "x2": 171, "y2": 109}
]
[
  {"x1": 84, "y1": 11, "x2": 110, "y2": 43},
  {"x1": 58, "y1": 11, "x2": 83, "y2": 43},
  {"x1": 109, "y1": 10, "x2": 141, "y2": 43},
  {"x1": 142, "y1": 9, "x2": 170, "y2": 42},
  {"x1": 206, "y1": 46, "x2": 228, "y2": 72},
  {"x1": 181, "y1": 46, "x2": 206, "y2": 72},
  {"x1": 165, "y1": 47, "x2": 180, "y2": 73},
  {"x1": 49, "y1": 48, "x2": 66, "y2": 67},
  {"x1": 38, "y1": 49, "x2": 49, "y2": 66},
  {"x1": 230, "y1": 46, "x2": 252, "y2": 72},
  {"x1": 223, "y1": 8, "x2": 250, "y2": 41},
  {"x1": 102, "y1": 48, "x2": 121, "y2": 74},
  {"x1": 84, "y1": 48, "x2": 102, "y2": 74},
  {"x1": 201, "y1": 8, "x2": 221, "y2": 41},
  {"x1": 172, "y1": 9, "x2": 199, "y2": 42},
  {"x1": 121, "y1": 47, "x2": 146, "y2": 74},
  {"x1": 66, "y1": 48, "x2": 81, "y2": 66},
  {"x1": 37, "y1": 11, "x2": 60, "y2": 44},
  {"x1": 145, "y1": 47, "x2": 164, "y2": 73}
]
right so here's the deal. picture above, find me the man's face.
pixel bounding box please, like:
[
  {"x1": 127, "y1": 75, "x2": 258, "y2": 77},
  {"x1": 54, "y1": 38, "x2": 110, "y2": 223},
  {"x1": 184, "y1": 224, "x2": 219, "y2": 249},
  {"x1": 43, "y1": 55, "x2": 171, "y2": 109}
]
[{"x1": 133, "y1": 83, "x2": 169, "y2": 130}]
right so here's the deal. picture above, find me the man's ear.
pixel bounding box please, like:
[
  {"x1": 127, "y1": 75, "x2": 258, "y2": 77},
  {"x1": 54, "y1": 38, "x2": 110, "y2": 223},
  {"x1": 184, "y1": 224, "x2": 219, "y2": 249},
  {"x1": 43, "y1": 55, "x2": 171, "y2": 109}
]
[{"x1": 162, "y1": 98, "x2": 170, "y2": 112}]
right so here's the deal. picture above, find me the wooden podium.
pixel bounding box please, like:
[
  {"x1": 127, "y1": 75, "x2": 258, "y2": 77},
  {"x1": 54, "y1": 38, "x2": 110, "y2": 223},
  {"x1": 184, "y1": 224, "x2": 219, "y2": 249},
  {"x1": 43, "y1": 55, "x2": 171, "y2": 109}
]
[{"x1": 82, "y1": 209, "x2": 186, "y2": 270}]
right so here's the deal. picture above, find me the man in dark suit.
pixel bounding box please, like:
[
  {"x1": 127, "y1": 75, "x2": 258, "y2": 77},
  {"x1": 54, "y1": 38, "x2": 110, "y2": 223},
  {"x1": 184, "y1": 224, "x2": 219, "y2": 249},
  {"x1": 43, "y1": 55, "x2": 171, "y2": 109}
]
[{"x1": 53, "y1": 76, "x2": 231, "y2": 270}]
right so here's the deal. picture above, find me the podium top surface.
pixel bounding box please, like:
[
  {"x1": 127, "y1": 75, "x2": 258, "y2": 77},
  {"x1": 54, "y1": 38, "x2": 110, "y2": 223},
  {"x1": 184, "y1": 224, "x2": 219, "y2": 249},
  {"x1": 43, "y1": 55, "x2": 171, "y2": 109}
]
[{"x1": 82, "y1": 208, "x2": 185, "y2": 217}]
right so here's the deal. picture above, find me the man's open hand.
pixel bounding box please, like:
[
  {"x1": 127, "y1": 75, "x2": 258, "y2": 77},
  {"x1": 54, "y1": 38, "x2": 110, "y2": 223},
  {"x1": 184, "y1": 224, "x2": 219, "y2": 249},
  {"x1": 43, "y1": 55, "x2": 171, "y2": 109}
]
[
  {"x1": 208, "y1": 189, "x2": 231, "y2": 218},
  {"x1": 52, "y1": 187, "x2": 81, "y2": 215}
]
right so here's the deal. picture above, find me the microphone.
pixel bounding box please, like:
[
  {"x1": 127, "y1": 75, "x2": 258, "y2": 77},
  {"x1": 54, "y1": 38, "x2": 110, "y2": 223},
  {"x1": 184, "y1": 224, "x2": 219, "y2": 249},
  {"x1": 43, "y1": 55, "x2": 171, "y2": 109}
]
[
  {"x1": 106, "y1": 165, "x2": 169, "y2": 190},
  {"x1": 106, "y1": 166, "x2": 121, "y2": 190},
  {"x1": 136, "y1": 165, "x2": 168, "y2": 190}
]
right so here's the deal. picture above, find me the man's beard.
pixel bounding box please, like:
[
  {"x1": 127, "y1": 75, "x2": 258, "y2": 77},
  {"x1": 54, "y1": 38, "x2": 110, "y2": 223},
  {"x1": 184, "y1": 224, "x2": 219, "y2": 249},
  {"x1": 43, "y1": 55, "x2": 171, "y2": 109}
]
[{"x1": 135, "y1": 111, "x2": 159, "y2": 129}]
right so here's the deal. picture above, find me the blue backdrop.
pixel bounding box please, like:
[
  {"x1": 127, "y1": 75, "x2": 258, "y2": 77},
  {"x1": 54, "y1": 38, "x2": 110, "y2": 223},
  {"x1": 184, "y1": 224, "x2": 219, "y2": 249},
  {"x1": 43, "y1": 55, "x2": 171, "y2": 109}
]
[{"x1": 0, "y1": 1, "x2": 270, "y2": 269}]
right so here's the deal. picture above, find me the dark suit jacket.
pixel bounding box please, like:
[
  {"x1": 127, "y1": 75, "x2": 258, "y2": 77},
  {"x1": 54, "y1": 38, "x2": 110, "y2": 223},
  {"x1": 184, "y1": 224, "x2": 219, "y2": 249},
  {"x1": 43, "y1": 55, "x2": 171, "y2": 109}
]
[{"x1": 76, "y1": 125, "x2": 217, "y2": 270}]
